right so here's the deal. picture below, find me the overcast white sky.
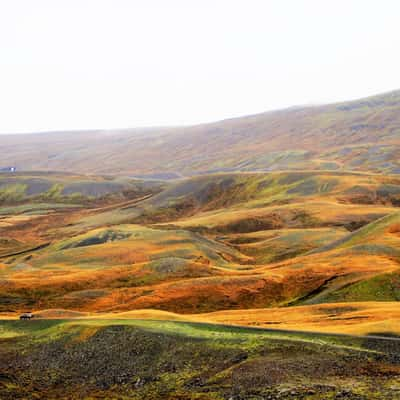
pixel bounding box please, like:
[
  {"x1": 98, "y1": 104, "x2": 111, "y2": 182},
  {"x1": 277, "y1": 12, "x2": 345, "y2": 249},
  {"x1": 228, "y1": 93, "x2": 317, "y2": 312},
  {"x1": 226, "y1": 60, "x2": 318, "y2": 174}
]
[{"x1": 1, "y1": 0, "x2": 400, "y2": 134}]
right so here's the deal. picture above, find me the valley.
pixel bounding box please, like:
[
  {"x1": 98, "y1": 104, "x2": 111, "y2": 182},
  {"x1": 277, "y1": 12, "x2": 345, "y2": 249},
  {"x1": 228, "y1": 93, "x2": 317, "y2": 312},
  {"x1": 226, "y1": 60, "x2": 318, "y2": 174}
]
[
  {"x1": 0, "y1": 170, "x2": 399, "y2": 324},
  {"x1": 1, "y1": 91, "x2": 400, "y2": 399}
]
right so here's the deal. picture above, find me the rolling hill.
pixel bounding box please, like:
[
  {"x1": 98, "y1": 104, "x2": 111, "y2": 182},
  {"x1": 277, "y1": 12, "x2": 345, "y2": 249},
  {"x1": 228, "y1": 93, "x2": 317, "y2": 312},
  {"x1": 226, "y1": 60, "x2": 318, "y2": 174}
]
[
  {"x1": 0, "y1": 171, "x2": 164, "y2": 205},
  {"x1": 1, "y1": 91, "x2": 400, "y2": 400},
  {"x1": 0, "y1": 89, "x2": 400, "y2": 176},
  {"x1": 1, "y1": 170, "x2": 399, "y2": 318}
]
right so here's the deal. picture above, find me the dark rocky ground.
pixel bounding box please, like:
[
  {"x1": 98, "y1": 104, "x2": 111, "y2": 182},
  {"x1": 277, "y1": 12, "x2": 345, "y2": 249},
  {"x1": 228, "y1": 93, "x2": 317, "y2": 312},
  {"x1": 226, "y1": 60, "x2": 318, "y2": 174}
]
[{"x1": 1, "y1": 321, "x2": 400, "y2": 399}]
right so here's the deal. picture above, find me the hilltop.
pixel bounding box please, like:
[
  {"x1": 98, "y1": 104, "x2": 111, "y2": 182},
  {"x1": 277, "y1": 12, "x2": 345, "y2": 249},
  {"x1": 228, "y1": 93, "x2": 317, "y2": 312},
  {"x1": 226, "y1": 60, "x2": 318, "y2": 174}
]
[{"x1": 0, "y1": 90, "x2": 400, "y2": 176}]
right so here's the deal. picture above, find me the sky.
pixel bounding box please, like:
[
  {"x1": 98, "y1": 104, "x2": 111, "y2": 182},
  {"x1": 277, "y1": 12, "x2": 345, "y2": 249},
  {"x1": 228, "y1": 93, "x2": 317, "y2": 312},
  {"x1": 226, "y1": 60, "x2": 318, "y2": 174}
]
[{"x1": 1, "y1": 0, "x2": 400, "y2": 134}]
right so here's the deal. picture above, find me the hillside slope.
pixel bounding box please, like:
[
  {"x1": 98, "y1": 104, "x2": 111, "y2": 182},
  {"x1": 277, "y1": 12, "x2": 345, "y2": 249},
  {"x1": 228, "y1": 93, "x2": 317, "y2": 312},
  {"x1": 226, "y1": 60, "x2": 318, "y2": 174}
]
[
  {"x1": 1, "y1": 90, "x2": 400, "y2": 175},
  {"x1": 1, "y1": 171, "x2": 399, "y2": 314},
  {"x1": 3, "y1": 319, "x2": 400, "y2": 399}
]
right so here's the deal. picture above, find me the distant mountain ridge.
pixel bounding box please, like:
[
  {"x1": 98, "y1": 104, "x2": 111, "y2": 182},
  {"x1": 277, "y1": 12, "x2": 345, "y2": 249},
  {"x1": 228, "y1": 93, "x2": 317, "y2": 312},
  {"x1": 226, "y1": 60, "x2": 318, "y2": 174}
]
[{"x1": 1, "y1": 89, "x2": 399, "y2": 175}]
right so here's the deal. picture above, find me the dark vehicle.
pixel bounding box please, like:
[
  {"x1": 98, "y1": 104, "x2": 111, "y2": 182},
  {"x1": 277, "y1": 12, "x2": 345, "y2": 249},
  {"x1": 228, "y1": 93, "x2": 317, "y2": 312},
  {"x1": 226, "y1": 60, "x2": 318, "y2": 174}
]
[{"x1": 19, "y1": 312, "x2": 34, "y2": 320}]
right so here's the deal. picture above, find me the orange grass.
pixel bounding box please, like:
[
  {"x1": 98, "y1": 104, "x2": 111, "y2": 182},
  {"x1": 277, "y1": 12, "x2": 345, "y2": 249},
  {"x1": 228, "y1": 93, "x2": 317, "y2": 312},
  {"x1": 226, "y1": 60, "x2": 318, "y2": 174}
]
[{"x1": 3, "y1": 302, "x2": 400, "y2": 337}]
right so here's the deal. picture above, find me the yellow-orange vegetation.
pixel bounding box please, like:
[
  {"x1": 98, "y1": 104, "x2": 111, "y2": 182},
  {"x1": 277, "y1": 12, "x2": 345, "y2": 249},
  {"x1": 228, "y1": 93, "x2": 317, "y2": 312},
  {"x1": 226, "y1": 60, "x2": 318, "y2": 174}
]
[{"x1": 1, "y1": 171, "x2": 400, "y2": 336}]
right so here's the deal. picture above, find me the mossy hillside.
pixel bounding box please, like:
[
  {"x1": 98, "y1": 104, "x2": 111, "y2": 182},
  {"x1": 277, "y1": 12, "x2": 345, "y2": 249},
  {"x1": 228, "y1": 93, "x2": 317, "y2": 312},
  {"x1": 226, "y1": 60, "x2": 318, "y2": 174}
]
[
  {"x1": 134, "y1": 171, "x2": 400, "y2": 224},
  {"x1": 0, "y1": 183, "x2": 27, "y2": 203},
  {"x1": 226, "y1": 228, "x2": 347, "y2": 264},
  {"x1": 0, "y1": 173, "x2": 163, "y2": 206},
  {"x1": 42, "y1": 225, "x2": 246, "y2": 270},
  {"x1": 0, "y1": 202, "x2": 82, "y2": 216},
  {"x1": 312, "y1": 212, "x2": 400, "y2": 254},
  {"x1": 320, "y1": 271, "x2": 400, "y2": 303},
  {"x1": 1, "y1": 319, "x2": 400, "y2": 399}
]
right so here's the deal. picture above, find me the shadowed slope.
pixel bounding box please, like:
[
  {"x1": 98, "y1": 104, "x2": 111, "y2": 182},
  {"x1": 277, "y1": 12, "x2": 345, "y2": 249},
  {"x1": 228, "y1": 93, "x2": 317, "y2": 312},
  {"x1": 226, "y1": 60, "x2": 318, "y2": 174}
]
[{"x1": 2, "y1": 318, "x2": 400, "y2": 399}]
